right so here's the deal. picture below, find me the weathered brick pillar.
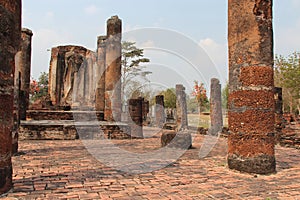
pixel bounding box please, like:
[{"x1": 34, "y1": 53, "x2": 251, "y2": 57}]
[
  {"x1": 12, "y1": 28, "x2": 33, "y2": 154},
  {"x1": 128, "y1": 98, "x2": 143, "y2": 138},
  {"x1": 155, "y1": 95, "x2": 165, "y2": 128},
  {"x1": 19, "y1": 28, "x2": 33, "y2": 120},
  {"x1": 274, "y1": 87, "x2": 283, "y2": 143},
  {"x1": 142, "y1": 99, "x2": 149, "y2": 122},
  {"x1": 227, "y1": 0, "x2": 276, "y2": 174},
  {"x1": 209, "y1": 78, "x2": 223, "y2": 135},
  {"x1": 12, "y1": 70, "x2": 21, "y2": 155},
  {"x1": 104, "y1": 16, "x2": 122, "y2": 121},
  {"x1": 95, "y1": 36, "x2": 106, "y2": 119},
  {"x1": 176, "y1": 84, "x2": 188, "y2": 130},
  {"x1": 0, "y1": 0, "x2": 21, "y2": 194}
]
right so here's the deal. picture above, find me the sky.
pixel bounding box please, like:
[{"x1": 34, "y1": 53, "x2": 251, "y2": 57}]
[{"x1": 22, "y1": 0, "x2": 300, "y2": 93}]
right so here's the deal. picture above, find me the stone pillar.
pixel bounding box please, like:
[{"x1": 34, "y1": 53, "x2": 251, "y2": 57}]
[
  {"x1": 274, "y1": 87, "x2": 283, "y2": 143},
  {"x1": 12, "y1": 28, "x2": 33, "y2": 154},
  {"x1": 18, "y1": 28, "x2": 33, "y2": 120},
  {"x1": 142, "y1": 99, "x2": 149, "y2": 122},
  {"x1": 104, "y1": 16, "x2": 122, "y2": 121},
  {"x1": 209, "y1": 78, "x2": 223, "y2": 135},
  {"x1": 12, "y1": 70, "x2": 21, "y2": 155},
  {"x1": 227, "y1": 0, "x2": 276, "y2": 174},
  {"x1": 128, "y1": 98, "x2": 143, "y2": 138},
  {"x1": 176, "y1": 84, "x2": 188, "y2": 130},
  {"x1": 155, "y1": 95, "x2": 165, "y2": 128},
  {"x1": 0, "y1": 0, "x2": 21, "y2": 194},
  {"x1": 95, "y1": 36, "x2": 106, "y2": 119}
]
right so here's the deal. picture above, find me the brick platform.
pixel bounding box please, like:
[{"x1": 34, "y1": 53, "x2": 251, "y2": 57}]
[
  {"x1": 19, "y1": 120, "x2": 131, "y2": 140},
  {"x1": 1, "y1": 130, "x2": 300, "y2": 199}
]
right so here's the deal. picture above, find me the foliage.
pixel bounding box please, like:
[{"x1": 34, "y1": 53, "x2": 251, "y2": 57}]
[
  {"x1": 121, "y1": 41, "x2": 151, "y2": 104},
  {"x1": 30, "y1": 72, "x2": 49, "y2": 102},
  {"x1": 275, "y1": 52, "x2": 300, "y2": 113},
  {"x1": 160, "y1": 88, "x2": 176, "y2": 108},
  {"x1": 191, "y1": 81, "x2": 209, "y2": 112}
]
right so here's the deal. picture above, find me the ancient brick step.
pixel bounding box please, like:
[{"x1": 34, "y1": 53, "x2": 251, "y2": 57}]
[
  {"x1": 19, "y1": 120, "x2": 131, "y2": 140},
  {"x1": 26, "y1": 110, "x2": 104, "y2": 121}
]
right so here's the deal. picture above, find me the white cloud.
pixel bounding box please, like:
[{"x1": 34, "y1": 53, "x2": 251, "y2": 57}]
[
  {"x1": 199, "y1": 38, "x2": 227, "y2": 68},
  {"x1": 84, "y1": 5, "x2": 98, "y2": 15},
  {"x1": 140, "y1": 40, "x2": 155, "y2": 48}
]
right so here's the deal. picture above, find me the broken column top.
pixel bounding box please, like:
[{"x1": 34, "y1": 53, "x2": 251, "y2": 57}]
[
  {"x1": 21, "y1": 28, "x2": 33, "y2": 36},
  {"x1": 107, "y1": 15, "x2": 122, "y2": 37},
  {"x1": 176, "y1": 84, "x2": 185, "y2": 91},
  {"x1": 97, "y1": 35, "x2": 107, "y2": 47},
  {"x1": 211, "y1": 78, "x2": 220, "y2": 85},
  {"x1": 51, "y1": 45, "x2": 88, "y2": 54}
]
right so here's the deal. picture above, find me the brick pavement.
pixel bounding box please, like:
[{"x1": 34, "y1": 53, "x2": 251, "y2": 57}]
[{"x1": 1, "y1": 130, "x2": 300, "y2": 200}]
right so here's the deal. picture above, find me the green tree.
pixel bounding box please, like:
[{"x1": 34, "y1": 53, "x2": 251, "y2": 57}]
[
  {"x1": 275, "y1": 52, "x2": 300, "y2": 113},
  {"x1": 161, "y1": 88, "x2": 176, "y2": 108},
  {"x1": 121, "y1": 41, "x2": 151, "y2": 103},
  {"x1": 30, "y1": 72, "x2": 49, "y2": 102}
]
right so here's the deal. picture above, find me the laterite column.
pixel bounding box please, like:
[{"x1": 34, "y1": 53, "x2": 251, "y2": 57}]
[
  {"x1": 96, "y1": 35, "x2": 106, "y2": 120},
  {"x1": 227, "y1": 0, "x2": 276, "y2": 174},
  {"x1": 0, "y1": 0, "x2": 21, "y2": 194},
  {"x1": 128, "y1": 98, "x2": 143, "y2": 138},
  {"x1": 104, "y1": 16, "x2": 122, "y2": 121},
  {"x1": 155, "y1": 95, "x2": 165, "y2": 128},
  {"x1": 210, "y1": 78, "x2": 223, "y2": 136},
  {"x1": 19, "y1": 28, "x2": 33, "y2": 120}
]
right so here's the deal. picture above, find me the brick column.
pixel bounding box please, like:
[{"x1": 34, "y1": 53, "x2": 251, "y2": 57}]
[
  {"x1": 95, "y1": 36, "x2": 106, "y2": 119},
  {"x1": 19, "y1": 28, "x2": 33, "y2": 120},
  {"x1": 104, "y1": 16, "x2": 122, "y2": 121},
  {"x1": 176, "y1": 84, "x2": 188, "y2": 130},
  {"x1": 155, "y1": 95, "x2": 165, "y2": 128},
  {"x1": 128, "y1": 98, "x2": 143, "y2": 138},
  {"x1": 0, "y1": 0, "x2": 21, "y2": 194},
  {"x1": 227, "y1": 0, "x2": 276, "y2": 174},
  {"x1": 209, "y1": 78, "x2": 223, "y2": 136}
]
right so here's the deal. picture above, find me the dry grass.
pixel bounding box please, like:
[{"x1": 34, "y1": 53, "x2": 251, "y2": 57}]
[{"x1": 188, "y1": 113, "x2": 228, "y2": 128}]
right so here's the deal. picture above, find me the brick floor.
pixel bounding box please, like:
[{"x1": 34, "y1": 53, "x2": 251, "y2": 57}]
[{"x1": 1, "y1": 131, "x2": 300, "y2": 199}]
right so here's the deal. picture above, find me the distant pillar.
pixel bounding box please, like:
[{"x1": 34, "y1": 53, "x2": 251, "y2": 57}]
[
  {"x1": 227, "y1": 0, "x2": 276, "y2": 174},
  {"x1": 176, "y1": 84, "x2": 188, "y2": 130},
  {"x1": 155, "y1": 95, "x2": 165, "y2": 128},
  {"x1": 12, "y1": 28, "x2": 33, "y2": 155},
  {"x1": 274, "y1": 87, "x2": 284, "y2": 143},
  {"x1": 209, "y1": 78, "x2": 223, "y2": 136},
  {"x1": 95, "y1": 35, "x2": 106, "y2": 120},
  {"x1": 104, "y1": 16, "x2": 122, "y2": 121},
  {"x1": 12, "y1": 70, "x2": 21, "y2": 155},
  {"x1": 19, "y1": 28, "x2": 33, "y2": 120},
  {"x1": 128, "y1": 98, "x2": 143, "y2": 138},
  {"x1": 0, "y1": 0, "x2": 21, "y2": 194},
  {"x1": 142, "y1": 99, "x2": 150, "y2": 122}
]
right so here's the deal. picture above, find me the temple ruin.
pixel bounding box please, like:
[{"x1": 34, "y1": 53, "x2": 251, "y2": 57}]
[
  {"x1": 48, "y1": 45, "x2": 98, "y2": 108},
  {"x1": 227, "y1": 0, "x2": 276, "y2": 174},
  {"x1": 2, "y1": 0, "x2": 299, "y2": 196}
]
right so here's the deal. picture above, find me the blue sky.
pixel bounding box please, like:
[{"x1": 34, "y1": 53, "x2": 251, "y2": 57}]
[{"x1": 23, "y1": 0, "x2": 300, "y2": 92}]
